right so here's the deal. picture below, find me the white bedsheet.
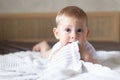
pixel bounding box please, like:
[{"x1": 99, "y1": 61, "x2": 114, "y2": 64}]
[{"x1": 0, "y1": 50, "x2": 120, "y2": 80}]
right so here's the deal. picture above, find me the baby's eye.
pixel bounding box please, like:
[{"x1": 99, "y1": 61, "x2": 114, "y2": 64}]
[
  {"x1": 65, "y1": 28, "x2": 71, "y2": 32},
  {"x1": 77, "y1": 29, "x2": 82, "y2": 32}
]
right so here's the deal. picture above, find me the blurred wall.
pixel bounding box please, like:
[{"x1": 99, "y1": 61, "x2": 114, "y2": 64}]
[{"x1": 0, "y1": 0, "x2": 120, "y2": 13}]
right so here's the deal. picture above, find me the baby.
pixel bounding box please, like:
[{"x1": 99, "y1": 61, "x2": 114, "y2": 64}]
[{"x1": 33, "y1": 6, "x2": 97, "y2": 64}]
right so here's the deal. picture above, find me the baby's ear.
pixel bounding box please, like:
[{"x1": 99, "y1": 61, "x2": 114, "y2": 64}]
[
  {"x1": 53, "y1": 28, "x2": 59, "y2": 39},
  {"x1": 86, "y1": 29, "x2": 90, "y2": 37}
]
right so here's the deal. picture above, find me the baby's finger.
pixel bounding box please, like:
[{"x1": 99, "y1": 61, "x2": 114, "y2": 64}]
[{"x1": 32, "y1": 46, "x2": 40, "y2": 51}]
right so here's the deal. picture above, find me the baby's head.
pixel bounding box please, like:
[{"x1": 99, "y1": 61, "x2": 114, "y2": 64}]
[
  {"x1": 56, "y1": 6, "x2": 88, "y2": 26},
  {"x1": 53, "y1": 6, "x2": 89, "y2": 46}
]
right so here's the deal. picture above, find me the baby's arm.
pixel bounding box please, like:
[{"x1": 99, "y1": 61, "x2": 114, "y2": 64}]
[
  {"x1": 79, "y1": 44, "x2": 98, "y2": 64},
  {"x1": 32, "y1": 41, "x2": 51, "y2": 58},
  {"x1": 32, "y1": 41, "x2": 50, "y2": 52}
]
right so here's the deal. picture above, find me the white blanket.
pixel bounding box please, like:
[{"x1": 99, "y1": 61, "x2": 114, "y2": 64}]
[{"x1": 0, "y1": 43, "x2": 120, "y2": 80}]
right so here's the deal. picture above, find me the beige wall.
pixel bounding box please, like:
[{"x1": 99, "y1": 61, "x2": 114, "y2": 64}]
[{"x1": 1, "y1": 0, "x2": 120, "y2": 13}]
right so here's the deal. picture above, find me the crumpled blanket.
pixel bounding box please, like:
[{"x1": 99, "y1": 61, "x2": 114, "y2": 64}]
[
  {"x1": 47, "y1": 41, "x2": 82, "y2": 72},
  {"x1": 0, "y1": 42, "x2": 120, "y2": 80}
]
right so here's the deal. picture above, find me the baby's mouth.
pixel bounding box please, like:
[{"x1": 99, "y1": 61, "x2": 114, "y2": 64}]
[
  {"x1": 69, "y1": 41, "x2": 80, "y2": 44},
  {"x1": 65, "y1": 42, "x2": 71, "y2": 45},
  {"x1": 68, "y1": 42, "x2": 72, "y2": 44}
]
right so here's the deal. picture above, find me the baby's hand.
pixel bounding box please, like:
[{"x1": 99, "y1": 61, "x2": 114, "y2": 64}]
[
  {"x1": 32, "y1": 42, "x2": 41, "y2": 52},
  {"x1": 32, "y1": 41, "x2": 50, "y2": 53},
  {"x1": 79, "y1": 44, "x2": 97, "y2": 64}
]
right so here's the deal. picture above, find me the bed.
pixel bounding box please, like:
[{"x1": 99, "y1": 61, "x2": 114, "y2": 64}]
[{"x1": 0, "y1": 41, "x2": 120, "y2": 80}]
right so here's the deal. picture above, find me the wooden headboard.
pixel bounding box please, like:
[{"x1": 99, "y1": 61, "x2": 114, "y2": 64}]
[
  {"x1": 87, "y1": 12, "x2": 120, "y2": 42},
  {"x1": 0, "y1": 12, "x2": 120, "y2": 42},
  {"x1": 0, "y1": 13, "x2": 57, "y2": 42}
]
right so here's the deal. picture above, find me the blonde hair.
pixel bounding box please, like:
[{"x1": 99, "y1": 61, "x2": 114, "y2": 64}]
[{"x1": 56, "y1": 6, "x2": 88, "y2": 26}]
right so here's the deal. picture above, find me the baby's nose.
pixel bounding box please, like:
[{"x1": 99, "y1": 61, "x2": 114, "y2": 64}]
[{"x1": 71, "y1": 32, "x2": 77, "y2": 40}]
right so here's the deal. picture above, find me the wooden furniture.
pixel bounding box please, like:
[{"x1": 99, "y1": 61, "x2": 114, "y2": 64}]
[{"x1": 87, "y1": 12, "x2": 120, "y2": 42}]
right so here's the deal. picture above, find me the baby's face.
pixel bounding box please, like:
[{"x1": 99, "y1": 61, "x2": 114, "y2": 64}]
[{"x1": 54, "y1": 16, "x2": 88, "y2": 46}]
